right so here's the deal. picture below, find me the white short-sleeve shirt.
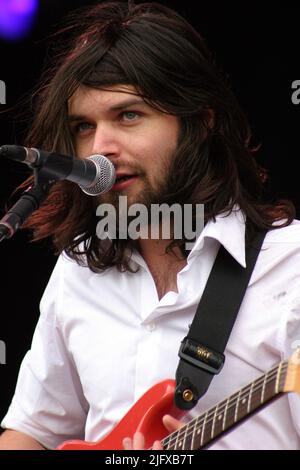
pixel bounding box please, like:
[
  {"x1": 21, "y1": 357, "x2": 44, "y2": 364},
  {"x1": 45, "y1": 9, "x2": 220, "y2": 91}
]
[{"x1": 2, "y1": 210, "x2": 300, "y2": 450}]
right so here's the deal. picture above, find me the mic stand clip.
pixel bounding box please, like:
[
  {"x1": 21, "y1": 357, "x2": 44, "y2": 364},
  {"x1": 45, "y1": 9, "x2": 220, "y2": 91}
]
[{"x1": 0, "y1": 169, "x2": 53, "y2": 243}]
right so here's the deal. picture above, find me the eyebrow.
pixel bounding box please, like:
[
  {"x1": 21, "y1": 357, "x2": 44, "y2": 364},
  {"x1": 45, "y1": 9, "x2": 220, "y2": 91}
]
[{"x1": 68, "y1": 98, "x2": 147, "y2": 123}]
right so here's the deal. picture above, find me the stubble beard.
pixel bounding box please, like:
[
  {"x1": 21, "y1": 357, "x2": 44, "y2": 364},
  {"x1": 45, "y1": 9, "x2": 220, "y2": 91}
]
[{"x1": 97, "y1": 163, "x2": 174, "y2": 236}]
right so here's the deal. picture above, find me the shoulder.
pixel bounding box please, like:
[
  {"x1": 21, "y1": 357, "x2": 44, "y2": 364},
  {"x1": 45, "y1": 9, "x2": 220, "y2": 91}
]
[
  {"x1": 250, "y1": 219, "x2": 300, "y2": 286},
  {"x1": 265, "y1": 219, "x2": 300, "y2": 245},
  {"x1": 263, "y1": 218, "x2": 300, "y2": 262}
]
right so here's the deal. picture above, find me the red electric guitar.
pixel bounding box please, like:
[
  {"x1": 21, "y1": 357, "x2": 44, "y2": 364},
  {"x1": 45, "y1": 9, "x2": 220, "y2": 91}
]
[{"x1": 57, "y1": 349, "x2": 300, "y2": 450}]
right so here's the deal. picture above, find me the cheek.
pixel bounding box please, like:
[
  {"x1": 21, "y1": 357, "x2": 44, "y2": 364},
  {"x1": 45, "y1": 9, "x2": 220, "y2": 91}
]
[
  {"x1": 154, "y1": 120, "x2": 180, "y2": 160},
  {"x1": 75, "y1": 140, "x2": 94, "y2": 159},
  {"x1": 135, "y1": 122, "x2": 178, "y2": 163}
]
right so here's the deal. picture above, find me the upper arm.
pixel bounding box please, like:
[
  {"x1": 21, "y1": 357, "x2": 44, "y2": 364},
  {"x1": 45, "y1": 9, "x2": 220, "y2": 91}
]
[{"x1": 1, "y1": 256, "x2": 88, "y2": 449}]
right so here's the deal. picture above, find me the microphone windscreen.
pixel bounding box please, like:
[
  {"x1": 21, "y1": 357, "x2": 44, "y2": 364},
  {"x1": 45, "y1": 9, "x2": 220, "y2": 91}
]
[{"x1": 79, "y1": 154, "x2": 116, "y2": 196}]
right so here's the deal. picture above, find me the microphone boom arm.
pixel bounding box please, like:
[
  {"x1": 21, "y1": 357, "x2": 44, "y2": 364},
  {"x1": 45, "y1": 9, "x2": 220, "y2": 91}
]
[{"x1": 0, "y1": 171, "x2": 51, "y2": 243}]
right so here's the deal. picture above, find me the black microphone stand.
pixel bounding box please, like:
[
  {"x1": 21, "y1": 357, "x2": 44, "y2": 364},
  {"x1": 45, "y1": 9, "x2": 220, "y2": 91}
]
[{"x1": 0, "y1": 168, "x2": 54, "y2": 243}]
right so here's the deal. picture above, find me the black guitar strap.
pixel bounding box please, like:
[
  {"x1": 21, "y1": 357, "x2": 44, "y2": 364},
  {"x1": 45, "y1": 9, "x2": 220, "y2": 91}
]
[{"x1": 175, "y1": 228, "x2": 267, "y2": 409}]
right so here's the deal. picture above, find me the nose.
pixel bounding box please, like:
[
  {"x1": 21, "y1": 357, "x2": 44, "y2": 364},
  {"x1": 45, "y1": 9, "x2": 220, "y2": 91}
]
[{"x1": 91, "y1": 123, "x2": 121, "y2": 162}]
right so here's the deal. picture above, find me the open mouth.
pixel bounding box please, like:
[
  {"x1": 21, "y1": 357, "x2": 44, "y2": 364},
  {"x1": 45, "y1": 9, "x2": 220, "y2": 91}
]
[
  {"x1": 115, "y1": 175, "x2": 135, "y2": 183},
  {"x1": 112, "y1": 174, "x2": 138, "y2": 190}
]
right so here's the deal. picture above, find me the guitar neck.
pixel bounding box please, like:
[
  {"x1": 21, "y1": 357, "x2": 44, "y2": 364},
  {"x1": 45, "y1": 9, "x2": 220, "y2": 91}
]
[{"x1": 162, "y1": 360, "x2": 289, "y2": 450}]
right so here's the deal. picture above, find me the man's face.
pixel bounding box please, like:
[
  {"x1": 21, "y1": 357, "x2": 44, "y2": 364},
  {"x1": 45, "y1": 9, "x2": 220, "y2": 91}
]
[{"x1": 68, "y1": 84, "x2": 180, "y2": 209}]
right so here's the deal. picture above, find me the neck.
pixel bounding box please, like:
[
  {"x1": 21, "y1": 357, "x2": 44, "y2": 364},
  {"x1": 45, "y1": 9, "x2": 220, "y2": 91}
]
[
  {"x1": 137, "y1": 221, "x2": 185, "y2": 259},
  {"x1": 138, "y1": 237, "x2": 175, "y2": 258},
  {"x1": 138, "y1": 237, "x2": 187, "y2": 274},
  {"x1": 137, "y1": 237, "x2": 187, "y2": 300}
]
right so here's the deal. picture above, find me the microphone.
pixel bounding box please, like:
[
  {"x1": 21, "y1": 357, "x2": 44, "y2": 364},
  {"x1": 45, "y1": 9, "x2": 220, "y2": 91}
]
[{"x1": 0, "y1": 145, "x2": 116, "y2": 196}]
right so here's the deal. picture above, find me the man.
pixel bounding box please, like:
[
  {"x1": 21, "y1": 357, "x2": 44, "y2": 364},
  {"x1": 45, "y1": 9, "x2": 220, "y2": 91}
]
[{"x1": 0, "y1": 1, "x2": 299, "y2": 450}]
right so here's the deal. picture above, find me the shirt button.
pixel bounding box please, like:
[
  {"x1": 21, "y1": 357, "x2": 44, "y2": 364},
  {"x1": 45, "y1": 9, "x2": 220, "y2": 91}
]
[{"x1": 146, "y1": 322, "x2": 156, "y2": 332}]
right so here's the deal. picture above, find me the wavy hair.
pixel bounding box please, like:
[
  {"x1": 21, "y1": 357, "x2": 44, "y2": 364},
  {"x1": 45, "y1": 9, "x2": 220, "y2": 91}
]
[{"x1": 15, "y1": 1, "x2": 294, "y2": 272}]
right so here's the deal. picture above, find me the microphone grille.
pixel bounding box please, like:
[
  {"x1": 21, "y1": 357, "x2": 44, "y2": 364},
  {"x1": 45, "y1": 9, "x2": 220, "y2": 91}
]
[{"x1": 80, "y1": 154, "x2": 115, "y2": 196}]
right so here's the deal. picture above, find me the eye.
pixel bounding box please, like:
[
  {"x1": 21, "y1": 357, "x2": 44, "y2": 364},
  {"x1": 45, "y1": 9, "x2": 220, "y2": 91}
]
[
  {"x1": 121, "y1": 111, "x2": 141, "y2": 122},
  {"x1": 71, "y1": 122, "x2": 94, "y2": 135}
]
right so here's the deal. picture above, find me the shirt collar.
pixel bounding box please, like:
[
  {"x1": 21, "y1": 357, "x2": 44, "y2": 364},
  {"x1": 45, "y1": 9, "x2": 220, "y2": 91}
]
[
  {"x1": 130, "y1": 207, "x2": 247, "y2": 269},
  {"x1": 190, "y1": 207, "x2": 247, "y2": 267}
]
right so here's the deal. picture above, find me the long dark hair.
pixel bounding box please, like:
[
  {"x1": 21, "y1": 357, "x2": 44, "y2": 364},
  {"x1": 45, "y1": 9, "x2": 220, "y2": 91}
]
[{"x1": 16, "y1": 1, "x2": 294, "y2": 272}]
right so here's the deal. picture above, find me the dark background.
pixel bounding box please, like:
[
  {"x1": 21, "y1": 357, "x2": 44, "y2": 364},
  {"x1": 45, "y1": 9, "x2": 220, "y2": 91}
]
[{"x1": 0, "y1": 0, "x2": 299, "y2": 424}]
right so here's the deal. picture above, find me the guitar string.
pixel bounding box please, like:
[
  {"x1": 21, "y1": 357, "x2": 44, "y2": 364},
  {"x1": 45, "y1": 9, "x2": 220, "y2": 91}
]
[
  {"x1": 162, "y1": 362, "x2": 287, "y2": 449},
  {"x1": 161, "y1": 361, "x2": 288, "y2": 450},
  {"x1": 162, "y1": 362, "x2": 287, "y2": 450}
]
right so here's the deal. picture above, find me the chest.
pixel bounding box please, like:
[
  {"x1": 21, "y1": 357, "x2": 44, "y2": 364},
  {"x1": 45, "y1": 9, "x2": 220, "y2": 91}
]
[
  {"x1": 64, "y1": 281, "x2": 284, "y2": 445},
  {"x1": 148, "y1": 259, "x2": 187, "y2": 300}
]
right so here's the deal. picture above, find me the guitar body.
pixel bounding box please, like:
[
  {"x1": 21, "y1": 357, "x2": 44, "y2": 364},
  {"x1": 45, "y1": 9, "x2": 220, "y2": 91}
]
[{"x1": 57, "y1": 379, "x2": 185, "y2": 450}]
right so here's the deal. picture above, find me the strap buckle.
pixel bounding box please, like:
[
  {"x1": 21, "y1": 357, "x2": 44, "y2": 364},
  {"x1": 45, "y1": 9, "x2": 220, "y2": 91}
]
[{"x1": 178, "y1": 337, "x2": 225, "y2": 375}]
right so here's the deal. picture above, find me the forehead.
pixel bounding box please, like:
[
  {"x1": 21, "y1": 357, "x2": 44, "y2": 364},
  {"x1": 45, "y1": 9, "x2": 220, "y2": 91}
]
[{"x1": 68, "y1": 84, "x2": 143, "y2": 114}]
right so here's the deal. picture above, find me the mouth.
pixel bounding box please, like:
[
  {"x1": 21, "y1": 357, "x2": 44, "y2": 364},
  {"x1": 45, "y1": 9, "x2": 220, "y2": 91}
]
[{"x1": 112, "y1": 174, "x2": 139, "y2": 190}]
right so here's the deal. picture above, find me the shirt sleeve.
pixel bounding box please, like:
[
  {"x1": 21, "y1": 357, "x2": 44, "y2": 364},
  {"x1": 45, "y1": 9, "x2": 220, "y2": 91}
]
[
  {"x1": 1, "y1": 255, "x2": 88, "y2": 450},
  {"x1": 277, "y1": 272, "x2": 300, "y2": 439}
]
